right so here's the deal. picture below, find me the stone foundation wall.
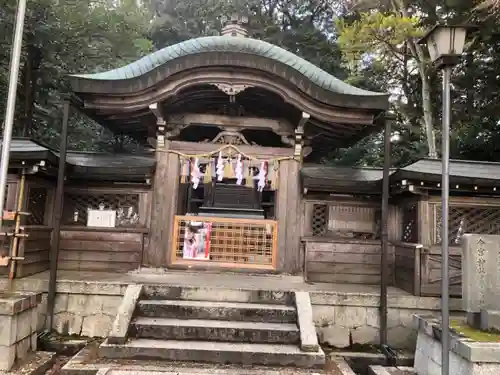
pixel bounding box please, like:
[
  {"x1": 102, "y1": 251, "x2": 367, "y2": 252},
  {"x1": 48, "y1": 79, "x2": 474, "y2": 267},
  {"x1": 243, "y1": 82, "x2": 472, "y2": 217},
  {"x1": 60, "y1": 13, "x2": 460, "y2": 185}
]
[
  {"x1": 35, "y1": 282, "x2": 126, "y2": 338},
  {"x1": 311, "y1": 293, "x2": 462, "y2": 350},
  {"x1": 414, "y1": 315, "x2": 500, "y2": 375},
  {"x1": 0, "y1": 293, "x2": 42, "y2": 370},
  {"x1": 12, "y1": 279, "x2": 462, "y2": 348}
]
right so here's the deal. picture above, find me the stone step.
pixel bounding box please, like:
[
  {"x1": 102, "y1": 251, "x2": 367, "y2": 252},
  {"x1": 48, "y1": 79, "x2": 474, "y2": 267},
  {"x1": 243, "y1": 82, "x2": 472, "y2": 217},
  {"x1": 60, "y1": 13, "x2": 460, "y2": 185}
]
[
  {"x1": 137, "y1": 299, "x2": 297, "y2": 323},
  {"x1": 142, "y1": 285, "x2": 294, "y2": 305},
  {"x1": 98, "y1": 338, "x2": 325, "y2": 368},
  {"x1": 131, "y1": 317, "x2": 300, "y2": 344},
  {"x1": 94, "y1": 367, "x2": 328, "y2": 375}
]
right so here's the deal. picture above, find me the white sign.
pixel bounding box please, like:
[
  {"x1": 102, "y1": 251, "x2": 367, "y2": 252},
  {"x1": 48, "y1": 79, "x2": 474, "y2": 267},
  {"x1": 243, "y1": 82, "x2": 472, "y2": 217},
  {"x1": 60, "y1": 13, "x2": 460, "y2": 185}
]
[{"x1": 87, "y1": 209, "x2": 116, "y2": 228}]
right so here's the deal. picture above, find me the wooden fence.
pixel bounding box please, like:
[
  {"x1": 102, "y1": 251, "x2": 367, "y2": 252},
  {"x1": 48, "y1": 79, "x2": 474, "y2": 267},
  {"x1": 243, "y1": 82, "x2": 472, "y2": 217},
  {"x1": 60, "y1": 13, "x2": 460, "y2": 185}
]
[
  {"x1": 302, "y1": 198, "x2": 396, "y2": 284},
  {"x1": 58, "y1": 229, "x2": 146, "y2": 272}
]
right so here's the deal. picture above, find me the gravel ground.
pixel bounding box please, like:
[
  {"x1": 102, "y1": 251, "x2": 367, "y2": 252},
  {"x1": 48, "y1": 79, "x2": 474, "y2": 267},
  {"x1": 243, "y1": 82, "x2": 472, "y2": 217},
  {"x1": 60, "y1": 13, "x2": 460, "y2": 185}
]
[{"x1": 42, "y1": 356, "x2": 70, "y2": 375}]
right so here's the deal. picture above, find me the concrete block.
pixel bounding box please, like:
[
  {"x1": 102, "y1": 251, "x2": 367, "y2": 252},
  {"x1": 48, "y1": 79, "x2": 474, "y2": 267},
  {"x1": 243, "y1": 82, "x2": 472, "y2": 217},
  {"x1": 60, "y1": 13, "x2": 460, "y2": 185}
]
[
  {"x1": 335, "y1": 306, "x2": 367, "y2": 328},
  {"x1": 0, "y1": 315, "x2": 17, "y2": 346},
  {"x1": 68, "y1": 294, "x2": 89, "y2": 315},
  {"x1": 53, "y1": 312, "x2": 83, "y2": 336},
  {"x1": 81, "y1": 314, "x2": 114, "y2": 338},
  {"x1": 310, "y1": 292, "x2": 379, "y2": 307},
  {"x1": 143, "y1": 285, "x2": 294, "y2": 304},
  {"x1": 368, "y1": 365, "x2": 393, "y2": 375},
  {"x1": 31, "y1": 332, "x2": 37, "y2": 351},
  {"x1": 319, "y1": 326, "x2": 350, "y2": 348},
  {"x1": 312, "y1": 305, "x2": 335, "y2": 327},
  {"x1": 60, "y1": 281, "x2": 124, "y2": 296},
  {"x1": 85, "y1": 295, "x2": 106, "y2": 314},
  {"x1": 351, "y1": 326, "x2": 379, "y2": 345},
  {"x1": 388, "y1": 325, "x2": 417, "y2": 350},
  {"x1": 367, "y1": 308, "x2": 401, "y2": 329},
  {"x1": 0, "y1": 344, "x2": 16, "y2": 371},
  {"x1": 54, "y1": 293, "x2": 69, "y2": 313},
  {"x1": 137, "y1": 299, "x2": 297, "y2": 323},
  {"x1": 108, "y1": 284, "x2": 143, "y2": 344},
  {"x1": 366, "y1": 308, "x2": 380, "y2": 328},
  {"x1": 102, "y1": 296, "x2": 123, "y2": 313},
  {"x1": 330, "y1": 356, "x2": 357, "y2": 375},
  {"x1": 31, "y1": 305, "x2": 39, "y2": 334},
  {"x1": 16, "y1": 335, "x2": 31, "y2": 361},
  {"x1": 294, "y1": 292, "x2": 320, "y2": 352},
  {"x1": 98, "y1": 338, "x2": 326, "y2": 368},
  {"x1": 16, "y1": 309, "x2": 32, "y2": 341},
  {"x1": 0, "y1": 293, "x2": 41, "y2": 315},
  {"x1": 480, "y1": 309, "x2": 500, "y2": 331},
  {"x1": 132, "y1": 317, "x2": 299, "y2": 344}
]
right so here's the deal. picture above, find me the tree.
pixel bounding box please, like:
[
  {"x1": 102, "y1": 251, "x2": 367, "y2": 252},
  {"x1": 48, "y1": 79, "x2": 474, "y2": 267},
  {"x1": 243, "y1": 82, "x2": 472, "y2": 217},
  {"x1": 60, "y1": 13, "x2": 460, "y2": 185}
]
[
  {"x1": 0, "y1": 0, "x2": 152, "y2": 150},
  {"x1": 336, "y1": 7, "x2": 440, "y2": 159},
  {"x1": 147, "y1": 0, "x2": 348, "y2": 76}
]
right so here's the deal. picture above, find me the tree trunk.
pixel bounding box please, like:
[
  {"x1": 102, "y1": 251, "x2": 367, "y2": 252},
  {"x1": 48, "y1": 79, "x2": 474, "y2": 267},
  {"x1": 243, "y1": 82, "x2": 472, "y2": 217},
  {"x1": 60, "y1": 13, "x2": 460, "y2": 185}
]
[
  {"x1": 419, "y1": 66, "x2": 437, "y2": 158},
  {"x1": 395, "y1": 0, "x2": 438, "y2": 158}
]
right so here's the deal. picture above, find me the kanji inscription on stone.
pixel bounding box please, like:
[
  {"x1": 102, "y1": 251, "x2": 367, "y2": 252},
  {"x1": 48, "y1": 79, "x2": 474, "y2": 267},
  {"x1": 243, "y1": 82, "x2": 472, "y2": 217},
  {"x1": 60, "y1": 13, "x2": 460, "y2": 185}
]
[{"x1": 462, "y1": 234, "x2": 500, "y2": 314}]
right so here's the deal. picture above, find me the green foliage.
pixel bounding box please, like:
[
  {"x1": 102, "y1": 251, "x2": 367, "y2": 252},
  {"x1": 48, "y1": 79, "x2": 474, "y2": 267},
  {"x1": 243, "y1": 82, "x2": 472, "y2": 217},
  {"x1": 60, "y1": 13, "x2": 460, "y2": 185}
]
[
  {"x1": 336, "y1": 12, "x2": 423, "y2": 70},
  {"x1": 2, "y1": 0, "x2": 500, "y2": 169},
  {"x1": 0, "y1": 0, "x2": 151, "y2": 150}
]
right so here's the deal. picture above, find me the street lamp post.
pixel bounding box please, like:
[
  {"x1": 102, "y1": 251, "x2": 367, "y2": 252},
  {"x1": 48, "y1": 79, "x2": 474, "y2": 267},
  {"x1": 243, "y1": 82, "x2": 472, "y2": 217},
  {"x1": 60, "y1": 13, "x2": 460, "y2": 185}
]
[
  {"x1": 0, "y1": 0, "x2": 28, "y2": 230},
  {"x1": 418, "y1": 24, "x2": 471, "y2": 375}
]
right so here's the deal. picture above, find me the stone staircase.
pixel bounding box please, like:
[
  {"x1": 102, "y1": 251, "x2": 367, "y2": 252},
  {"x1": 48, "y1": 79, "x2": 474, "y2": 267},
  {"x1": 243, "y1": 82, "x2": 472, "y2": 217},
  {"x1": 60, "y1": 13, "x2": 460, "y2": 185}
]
[{"x1": 98, "y1": 284, "x2": 325, "y2": 368}]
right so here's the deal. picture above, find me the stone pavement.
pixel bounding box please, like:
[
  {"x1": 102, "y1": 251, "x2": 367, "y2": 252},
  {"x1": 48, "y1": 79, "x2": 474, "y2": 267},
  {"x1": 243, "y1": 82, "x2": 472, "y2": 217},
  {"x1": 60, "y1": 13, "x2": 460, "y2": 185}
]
[{"x1": 0, "y1": 269, "x2": 410, "y2": 294}]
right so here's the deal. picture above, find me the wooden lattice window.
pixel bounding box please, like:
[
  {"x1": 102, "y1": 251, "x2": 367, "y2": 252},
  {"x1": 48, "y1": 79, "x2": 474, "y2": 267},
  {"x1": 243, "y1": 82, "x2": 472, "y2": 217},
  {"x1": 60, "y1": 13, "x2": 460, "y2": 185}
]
[
  {"x1": 402, "y1": 203, "x2": 418, "y2": 242},
  {"x1": 172, "y1": 216, "x2": 277, "y2": 267},
  {"x1": 63, "y1": 192, "x2": 140, "y2": 227},
  {"x1": 434, "y1": 205, "x2": 500, "y2": 245},
  {"x1": 26, "y1": 187, "x2": 48, "y2": 225},
  {"x1": 312, "y1": 204, "x2": 328, "y2": 236}
]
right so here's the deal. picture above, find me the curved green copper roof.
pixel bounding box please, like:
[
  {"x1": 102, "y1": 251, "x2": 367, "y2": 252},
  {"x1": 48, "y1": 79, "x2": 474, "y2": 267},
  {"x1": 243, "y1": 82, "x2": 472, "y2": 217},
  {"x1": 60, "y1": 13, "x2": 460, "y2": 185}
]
[{"x1": 71, "y1": 36, "x2": 386, "y2": 97}]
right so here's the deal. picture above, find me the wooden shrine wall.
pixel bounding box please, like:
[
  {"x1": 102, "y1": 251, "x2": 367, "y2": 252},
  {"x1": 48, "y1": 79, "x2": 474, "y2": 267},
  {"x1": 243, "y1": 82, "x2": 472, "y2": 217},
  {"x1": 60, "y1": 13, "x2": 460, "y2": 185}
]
[
  {"x1": 301, "y1": 196, "x2": 401, "y2": 284},
  {"x1": 146, "y1": 142, "x2": 300, "y2": 273},
  {"x1": 394, "y1": 196, "x2": 500, "y2": 297},
  {"x1": 276, "y1": 159, "x2": 302, "y2": 273},
  {"x1": 1, "y1": 176, "x2": 54, "y2": 278},
  {"x1": 58, "y1": 229, "x2": 146, "y2": 272},
  {"x1": 58, "y1": 184, "x2": 151, "y2": 273}
]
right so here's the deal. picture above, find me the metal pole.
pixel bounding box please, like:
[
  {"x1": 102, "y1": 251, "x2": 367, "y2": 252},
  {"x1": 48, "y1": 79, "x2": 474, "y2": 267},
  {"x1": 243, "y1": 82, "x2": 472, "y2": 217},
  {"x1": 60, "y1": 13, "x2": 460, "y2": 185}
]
[
  {"x1": 0, "y1": 0, "x2": 28, "y2": 230},
  {"x1": 441, "y1": 66, "x2": 452, "y2": 375},
  {"x1": 380, "y1": 116, "x2": 391, "y2": 346},
  {"x1": 46, "y1": 100, "x2": 70, "y2": 331}
]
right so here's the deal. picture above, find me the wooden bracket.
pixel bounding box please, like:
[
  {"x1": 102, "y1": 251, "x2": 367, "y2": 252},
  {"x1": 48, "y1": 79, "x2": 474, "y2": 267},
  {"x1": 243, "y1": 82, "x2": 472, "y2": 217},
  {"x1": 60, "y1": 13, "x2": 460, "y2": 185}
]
[{"x1": 294, "y1": 112, "x2": 310, "y2": 158}]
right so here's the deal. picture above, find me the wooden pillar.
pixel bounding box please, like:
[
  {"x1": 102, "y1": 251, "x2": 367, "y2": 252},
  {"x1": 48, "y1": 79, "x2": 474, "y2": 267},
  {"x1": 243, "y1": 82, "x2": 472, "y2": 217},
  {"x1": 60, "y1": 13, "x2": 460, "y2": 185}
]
[
  {"x1": 388, "y1": 204, "x2": 402, "y2": 285},
  {"x1": 146, "y1": 145, "x2": 179, "y2": 268},
  {"x1": 276, "y1": 159, "x2": 301, "y2": 273},
  {"x1": 417, "y1": 198, "x2": 431, "y2": 247}
]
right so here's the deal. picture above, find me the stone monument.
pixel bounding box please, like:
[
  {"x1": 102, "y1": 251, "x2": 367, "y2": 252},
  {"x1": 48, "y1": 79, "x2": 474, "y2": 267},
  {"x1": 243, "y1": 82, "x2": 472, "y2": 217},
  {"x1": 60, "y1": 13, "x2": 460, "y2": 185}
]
[
  {"x1": 410, "y1": 234, "x2": 500, "y2": 375},
  {"x1": 462, "y1": 234, "x2": 500, "y2": 331}
]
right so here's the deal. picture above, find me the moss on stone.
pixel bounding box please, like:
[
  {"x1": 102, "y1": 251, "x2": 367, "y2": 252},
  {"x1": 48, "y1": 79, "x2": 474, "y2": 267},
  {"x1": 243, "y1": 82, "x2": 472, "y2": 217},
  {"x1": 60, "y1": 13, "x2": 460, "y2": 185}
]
[{"x1": 451, "y1": 319, "x2": 500, "y2": 342}]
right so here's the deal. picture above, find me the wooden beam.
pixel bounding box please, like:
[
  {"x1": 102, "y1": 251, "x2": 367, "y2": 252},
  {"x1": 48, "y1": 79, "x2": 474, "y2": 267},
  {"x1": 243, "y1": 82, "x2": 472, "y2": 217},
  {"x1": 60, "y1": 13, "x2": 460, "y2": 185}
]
[
  {"x1": 76, "y1": 69, "x2": 379, "y2": 125},
  {"x1": 169, "y1": 140, "x2": 295, "y2": 158},
  {"x1": 297, "y1": 112, "x2": 310, "y2": 131},
  {"x1": 149, "y1": 103, "x2": 165, "y2": 125},
  {"x1": 167, "y1": 113, "x2": 294, "y2": 134}
]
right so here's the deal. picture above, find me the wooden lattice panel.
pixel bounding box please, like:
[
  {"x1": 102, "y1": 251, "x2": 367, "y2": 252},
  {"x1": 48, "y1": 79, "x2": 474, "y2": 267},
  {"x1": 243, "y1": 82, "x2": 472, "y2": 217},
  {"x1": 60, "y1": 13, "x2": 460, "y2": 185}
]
[
  {"x1": 434, "y1": 205, "x2": 500, "y2": 245},
  {"x1": 172, "y1": 215, "x2": 277, "y2": 269},
  {"x1": 27, "y1": 187, "x2": 48, "y2": 225},
  {"x1": 402, "y1": 203, "x2": 418, "y2": 242},
  {"x1": 312, "y1": 204, "x2": 328, "y2": 236},
  {"x1": 63, "y1": 192, "x2": 140, "y2": 226}
]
